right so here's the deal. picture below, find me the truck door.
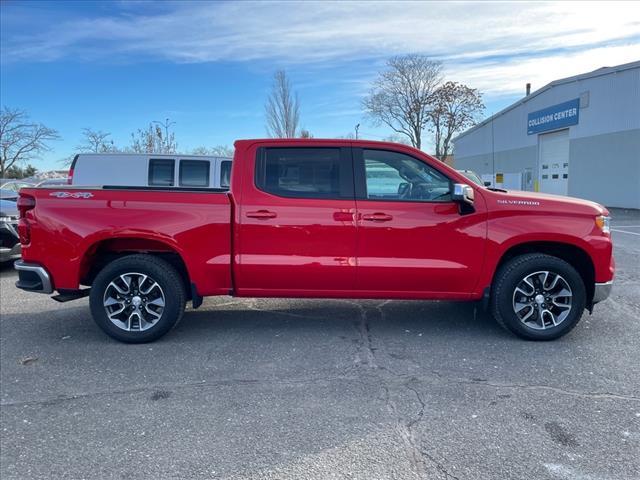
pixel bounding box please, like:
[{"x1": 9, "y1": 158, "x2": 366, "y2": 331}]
[
  {"x1": 353, "y1": 147, "x2": 486, "y2": 298},
  {"x1": 235, "y1": 145, "x2": 357, "y2": 295}
]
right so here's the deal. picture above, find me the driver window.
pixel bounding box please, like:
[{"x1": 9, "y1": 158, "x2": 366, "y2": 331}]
[{"x1": 363, "y1": 149, "x2": 451, "y2": 202}]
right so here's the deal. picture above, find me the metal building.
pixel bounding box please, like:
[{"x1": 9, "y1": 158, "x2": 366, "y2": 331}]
[{"x1": 453, "y1": 61, "x2": 640, "y2": 209}]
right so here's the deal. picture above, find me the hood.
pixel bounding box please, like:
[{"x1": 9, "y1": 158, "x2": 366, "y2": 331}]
[
  {"x1": 484, "y1": 189, "x2": 607, "y2": 216},
  {"x1": 0, "y1": 199, "x2": 19, "y2": 218}
]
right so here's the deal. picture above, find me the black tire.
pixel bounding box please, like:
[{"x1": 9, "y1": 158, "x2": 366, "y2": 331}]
[
  {"x1": 491, "y1": 253, "x2": 586, "y2": 341},
  {"x1": 89, "y1": 254, "x2": 186, "y2": 343}
]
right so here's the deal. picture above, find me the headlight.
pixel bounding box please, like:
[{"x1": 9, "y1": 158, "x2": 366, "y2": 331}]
[{"x1": 595, "y1": 215, "x2": 611, "y2": 234}]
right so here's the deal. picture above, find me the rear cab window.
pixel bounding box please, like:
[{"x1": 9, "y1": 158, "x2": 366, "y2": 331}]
[
  {"x1": 148, "y1": 159, "x2": 175, "y2": 186},
  {"x1": 255, "y1": 147, "x2": 353, "y2": 199}
]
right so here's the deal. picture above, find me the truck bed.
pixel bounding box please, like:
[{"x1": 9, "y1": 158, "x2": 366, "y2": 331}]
[{"x1": 19, "y1": 186, "x2": 232, "y2": 296}]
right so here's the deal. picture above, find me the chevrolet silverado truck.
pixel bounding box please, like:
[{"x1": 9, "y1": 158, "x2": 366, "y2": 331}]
[{"x1": 14, "y1": 139, "x2": 614, "y2": 343}]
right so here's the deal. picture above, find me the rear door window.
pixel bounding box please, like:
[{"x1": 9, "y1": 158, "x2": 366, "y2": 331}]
[
  {"x1": 148, "y1": 159, "x2": 175, "y2": 186},
  {"x1": 179, "y1": 160, "x2": 210, "y2": 187},
  {"x1": 255, "y1": 147, "x2": 352, "y2": 199}
]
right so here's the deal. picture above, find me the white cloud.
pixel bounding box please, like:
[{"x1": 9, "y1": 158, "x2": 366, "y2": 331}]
[
  {"x1": 2, "y1": 1, "x2": 639, "y2": 99},
  {"x1": 446, "y1": 43, "x2": 640, "y2": 97}
]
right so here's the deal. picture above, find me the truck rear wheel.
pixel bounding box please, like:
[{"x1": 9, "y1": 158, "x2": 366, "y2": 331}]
[
  {"x1": 491, "y1": 253, "x2": 586, "y2": 340},
  {"x1": 89, "y1": 254, "x2": 186, "y2": 343}
]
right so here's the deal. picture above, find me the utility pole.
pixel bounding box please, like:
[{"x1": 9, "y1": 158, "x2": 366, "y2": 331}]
[{"x1": 355, "y1": 123, "x2": 360, "y2": 140}]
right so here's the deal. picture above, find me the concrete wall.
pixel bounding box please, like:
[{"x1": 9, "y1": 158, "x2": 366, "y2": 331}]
[{"x1": 569, "y1": 129, "x2": 640, "y2": 209}]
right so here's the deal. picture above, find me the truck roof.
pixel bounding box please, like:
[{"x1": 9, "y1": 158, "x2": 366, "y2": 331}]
[{"x1": 75, "y1": 153, "x2": 231, "y2": 159}]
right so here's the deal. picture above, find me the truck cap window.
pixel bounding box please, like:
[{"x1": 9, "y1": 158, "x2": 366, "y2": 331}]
[
  {"x1": 148, "y1": 159, "x2": 175, "y2": 186},
  {"x1": 363, "y1": 149, "x2": 451, "y2": 202},
  {"x1": 256, "y1": 148, "x2": 351, "y2": 199},
  {"x1": 220, "y1": 160, "x2": 232, "y2": 189},
  {"x1": 180, "y1": 160, "x2": 210, "y2": 187}
]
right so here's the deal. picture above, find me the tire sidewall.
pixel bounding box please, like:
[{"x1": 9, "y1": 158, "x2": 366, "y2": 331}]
[
  {"x1": 90, "y1": 256, "x2": 185, "y2": 343},
  {"x1": 494, "y1": 255, "x2": 587, "y2": 340}
]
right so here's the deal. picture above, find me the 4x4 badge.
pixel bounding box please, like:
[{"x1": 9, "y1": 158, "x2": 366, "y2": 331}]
[{"x1": 49, "y1": 191, "x2": 94, "y2": 199}]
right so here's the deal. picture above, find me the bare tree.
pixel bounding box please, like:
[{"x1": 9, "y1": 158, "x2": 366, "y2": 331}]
[
  {"x1": 76, "y1": 128, "x2": 115, "y2": 153},
  {"x1": 363, "y1": 55, "x2": 442, "y2": 149},
  {"x1": 299, "y1": 129, "x2": 312, "y2": 138},
  {"x1": 265, "y1": 70, "x2": 300, "y2": 138},
  {"x1": 430, "y1": 82, "x2": 484, "y2": 160},
  {"x1": 129, "y1": 121, "x2": 177, "y2": 154},
  {"x1": 382, "y1": 134, "x2": 412, "y2": 146},
  {"x1": 191, "y1": 145, "x2": 234, "y2": 157},
  {"x1": 0, "y1": 106, "x2": 59, "y2": 177}
]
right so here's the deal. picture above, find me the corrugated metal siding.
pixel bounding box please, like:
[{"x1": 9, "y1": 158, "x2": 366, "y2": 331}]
[{"x1": 454, "y1": 64, "x2": 640, "y2": 157}]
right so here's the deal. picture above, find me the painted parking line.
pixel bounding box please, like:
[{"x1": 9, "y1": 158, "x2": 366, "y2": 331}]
[{"x1": 611, "y1": 229, "x2": 640, "y2": 236}]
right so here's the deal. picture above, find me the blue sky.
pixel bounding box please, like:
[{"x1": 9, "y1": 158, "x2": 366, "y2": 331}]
[{"x1": 2, "y1": 0, "x2": 639, "y2": 170}]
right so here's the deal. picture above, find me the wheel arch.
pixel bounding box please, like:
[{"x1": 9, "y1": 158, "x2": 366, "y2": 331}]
[
  {"x1": 79, "y1": 237, "x2": 193, "y2": 300},
  {"x1": 492, "y1": 241, "x2": 595, "y2": 303}
]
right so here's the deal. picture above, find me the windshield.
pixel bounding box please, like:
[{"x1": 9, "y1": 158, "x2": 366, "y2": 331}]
[{"x1": 458, "y1": 170, "x2": 484, "y2": 186}]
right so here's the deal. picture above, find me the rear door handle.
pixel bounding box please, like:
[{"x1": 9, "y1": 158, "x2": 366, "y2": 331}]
[
  {"x1": 246, "y1": 210, "x2": 277, "y2": 219},
  {"x1": 362, "y1": 213, "x2": 393, "y2": 222}
]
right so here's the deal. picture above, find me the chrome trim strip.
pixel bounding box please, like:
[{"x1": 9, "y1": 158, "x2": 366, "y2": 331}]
[
  {"x1": 593, "y1": 281, "x2": 613, "y2": 304},
  {"x1": 14, "y1": 260, "x2": 53, "y2": 294}
]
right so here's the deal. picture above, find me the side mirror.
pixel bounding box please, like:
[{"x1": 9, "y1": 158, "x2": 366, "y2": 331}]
[{"x1": 452, "y1": 183, "x2": 475, "y2": 205}]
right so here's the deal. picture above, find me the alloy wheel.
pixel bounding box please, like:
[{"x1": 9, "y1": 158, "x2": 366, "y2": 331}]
[
  {"x1": 103, "y1": 272, "x2": 165, "y2": 332},
  {"x1": 512, "y1": 270, "x2": 572, "y2": 330}
]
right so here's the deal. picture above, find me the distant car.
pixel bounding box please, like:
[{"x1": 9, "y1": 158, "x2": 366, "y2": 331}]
[
  {"x1": 35, "y1": 177, "x2": 69, "y2": 187},
  {"x1": 69, "y1": 154, "x2": 233, "y2": 189},
  {"x1": 0, "y1": 188, "x2": 19, "y2": 200},
  {"x1": 457, "y1": 169, "x2": 490, "y2": 187},
  {"x1": 0, "y1": 198, "x2": 20, "y2": 263},
  {"x1": 0, "y1": 179, "x2": 36, "y2": 193}
]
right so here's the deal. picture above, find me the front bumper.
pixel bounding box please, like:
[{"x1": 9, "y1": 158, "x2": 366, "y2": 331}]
[
  {"x1": 0, "y1": 220, "x2": 20, "y2": 262},
  {"x1": 14, "y1": 260, "x2": 53, "y2": 294},
  {"x1": 0, "y1": 243, "x2": 21, "y2": 263},
  {"x1": 593, "y1": 280, "x2": 613, "y2": 304}
]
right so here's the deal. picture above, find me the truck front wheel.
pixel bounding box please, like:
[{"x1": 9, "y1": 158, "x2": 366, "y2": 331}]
[
  {"x1": 491, "y1": 253, "x2": 586, "y2": 340},
  {"x1": 89, "y1": 254, "x2": 186, "y2": 343}
]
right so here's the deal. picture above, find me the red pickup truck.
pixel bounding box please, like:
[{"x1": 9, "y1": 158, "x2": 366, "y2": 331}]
[{"x1": 14, "y1": 139, "x2": 614, "y2": 343}]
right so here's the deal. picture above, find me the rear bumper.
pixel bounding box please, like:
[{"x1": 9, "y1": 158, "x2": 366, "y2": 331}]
[
  {"x1": 14, "y1": 260, "x2": 53, "y2": 294},
  {"x1": 593, "y1": 280, "x2": 613, "y2": 304}
]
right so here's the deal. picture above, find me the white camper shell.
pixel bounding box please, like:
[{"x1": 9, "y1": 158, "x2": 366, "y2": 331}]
[{"x1": 70, "y1": 154, "x2": 232, "y2": 189}]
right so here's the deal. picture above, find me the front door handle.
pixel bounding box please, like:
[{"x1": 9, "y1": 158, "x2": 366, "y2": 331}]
[
  {"x1": 246, "y1": 210, "x2": 277, "y2": 219},
  {"x1": 362, "y1": 213, "x2": 393, "y2": 222}
]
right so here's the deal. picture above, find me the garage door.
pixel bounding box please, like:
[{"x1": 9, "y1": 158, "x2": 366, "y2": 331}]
[{"x1": 538, "y1": 129, "x2": 569, "y2": 195}]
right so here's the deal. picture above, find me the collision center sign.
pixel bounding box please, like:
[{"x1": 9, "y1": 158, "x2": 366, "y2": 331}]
[{"x1": 527, "y1": 98, "x2": 579, "y2": 135}]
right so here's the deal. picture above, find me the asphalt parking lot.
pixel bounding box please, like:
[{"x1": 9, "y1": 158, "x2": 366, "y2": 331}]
[{"x1": 1, "y1": 209, "x2": 639, "y2": 480}]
